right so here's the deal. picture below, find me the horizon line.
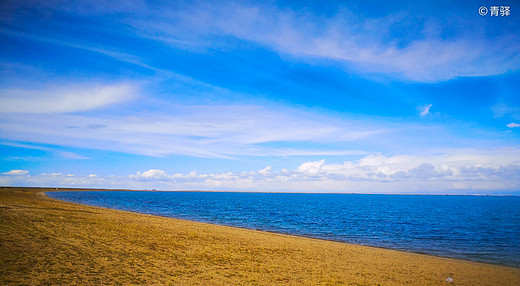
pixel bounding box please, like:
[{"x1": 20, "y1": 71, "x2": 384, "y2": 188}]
[{"x1": 4, "y1": 186, "x2": 519, "y2": 197}]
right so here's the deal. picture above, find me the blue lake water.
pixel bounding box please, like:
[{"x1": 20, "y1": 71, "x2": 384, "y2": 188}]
[{"x1": 47, "y1": 191, "x2": 520, "y2": 267}]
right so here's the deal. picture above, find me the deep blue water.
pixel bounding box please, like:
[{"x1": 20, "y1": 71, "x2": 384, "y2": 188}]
[{"x1": 47, "y1": 191, "x2": 520, "y2": 267}]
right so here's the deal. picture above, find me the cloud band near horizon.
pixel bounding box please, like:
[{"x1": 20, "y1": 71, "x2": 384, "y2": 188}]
[{"x1": 2, "y1": 148, "x2": 519, "y2": 194}]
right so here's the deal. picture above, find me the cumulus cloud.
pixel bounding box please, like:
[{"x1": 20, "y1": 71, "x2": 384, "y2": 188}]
[
  {"x1": 297, "y1": 159, "x2": 325, "y2": 177},
  {"x1": 507, "y1": 122, "x2": 520, "y2": 128},
  {"x1": 258, "y1": 166, "x2": 272, "y2": 176},
  {"x1": 3, "y1": 148, "x2": 519, "y2": 194},
  {"x1": 132, "y1": 169, "x2": 168, "y2": 180},
  {"x1": 157, "y1": 148, "x2": 520, "y2": 192},
  {"x1": 0, "y1": 83, "x2": 137, "y2": 113}
]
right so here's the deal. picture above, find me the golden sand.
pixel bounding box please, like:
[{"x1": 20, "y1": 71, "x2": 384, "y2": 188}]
[{"x1": 1, "y1": 188, "x2": 519, "y2": 285}]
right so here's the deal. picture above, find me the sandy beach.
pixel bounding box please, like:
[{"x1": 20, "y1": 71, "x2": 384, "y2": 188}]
[{"x1": 1, "y1": 188, "x2": 519, "y2": 285}]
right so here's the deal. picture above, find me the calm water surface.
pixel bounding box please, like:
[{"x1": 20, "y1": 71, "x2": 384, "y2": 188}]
[{"x1": 47, "y1": 191, "x2": 520, "y2": 267}]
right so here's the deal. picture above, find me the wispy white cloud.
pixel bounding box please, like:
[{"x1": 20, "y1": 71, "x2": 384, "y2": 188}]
[
  {"x1": 58, "y1": 151, "x2": 90, "y2": 160},
  {"x1": 419, "y1": 104, "x2": 432, "y2": 116},
  {"x1": 0, "y1": 83, "x2": 137, "y2": 113},
  {"x1": 0, "y1": 141, "x2": 90, "y2": 160},
  {"x1": 2, "y1": 169, "x2": 29, "y2": 175},
  {"x1": 4, "y1": 1, "x2": 517, "y2": 83},
  {"x1": 0, "y1": 104, "x2": 385, "y2": 158},
  {"x1": 142, "y1": 1, "x2": 520, "y2": 82},
  {"x1": 507, "y1": 122, "x2": 520, "y2": 128},
  {"x1": 3, "y1": 147, "x2": 519, "y2": 193},
  {"x1": 492, "y1": 103, "x2": 520, "y2": 119}
]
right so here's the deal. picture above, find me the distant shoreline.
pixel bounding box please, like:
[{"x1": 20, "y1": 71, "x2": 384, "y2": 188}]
[{"x1": 3, "y1": 186, "x2": 519, "y2": 196}]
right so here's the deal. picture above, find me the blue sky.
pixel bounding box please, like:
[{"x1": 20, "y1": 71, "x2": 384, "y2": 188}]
[{"x1": 1, "y1": 0, "x2": 519, "y2": 193}]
